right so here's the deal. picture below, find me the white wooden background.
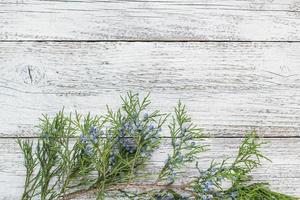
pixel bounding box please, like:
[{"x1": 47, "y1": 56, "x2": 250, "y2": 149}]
[{"x1": 1, "y1": 0, "x2": 300, "y2": 199}]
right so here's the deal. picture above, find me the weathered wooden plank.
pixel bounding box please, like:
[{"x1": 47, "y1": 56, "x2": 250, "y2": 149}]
[
  {"x1": 0, "y1": 138, "x2": 299, "y2": 199},
  {"x1": 1, "y1": 0, "x2": 300, "y2": 41},
  {"x1": 1, "y1": 42, "x2": 300, "y2": 137}
]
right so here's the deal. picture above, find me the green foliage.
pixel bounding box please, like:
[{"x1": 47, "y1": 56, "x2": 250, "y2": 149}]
[
  {"x1": 157, "y1": 100, "x2": 206, "y2": 184},
  {"x1": 17, "y1": 92, "x2": 298, "y2": 200}
]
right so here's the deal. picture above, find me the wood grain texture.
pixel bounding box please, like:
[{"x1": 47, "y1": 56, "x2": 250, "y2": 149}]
[
  {"x1": 1, "y1": 42, "x2": 300, "y2": 137},
  {"x1": 0, "y1": 138, "x2": 299, "y2": 199},
  {"x1": 1, "y1": 0, "x2": 300, "y2": 41},
  {"x1": 1, "y1": 0, "x2": 299, "y2": 197}
]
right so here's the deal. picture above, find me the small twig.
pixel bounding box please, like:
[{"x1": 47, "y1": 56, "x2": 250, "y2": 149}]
[{"x1": 60, "y1": 182, "x2": 194, "y2": 200}]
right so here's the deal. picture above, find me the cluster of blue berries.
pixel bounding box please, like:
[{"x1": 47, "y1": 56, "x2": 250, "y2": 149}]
[
  {"x1": 106, "y1": 112, "x2": 162, "y2": 171},
  {"x1": 79, "y1": 126, "x2": 102, "y2": 156},
  {"x1": 114, "y1": 113, "x2": 161, "y2": 156},
  {"x1": 201, "y1": 180, "x2": 214, "y2": 200},
  {"x1": 119, "y1": 137, "x2": 137, "y2": 154},
  {"x1": 197, "y1": 168, "x2": 219, "y2": 200},
  {"x1": 167, "y1": 166, "x2": 176, "y2": 183},
  {"x1": 180, "y1": 124, "x2": 188, "y2": 136},
  {"x1": 108, "y1": 150, "x2": 117, "y2": 168},
  {"x1": 164, "y1": 155, "x2": 179, "y2": 183},
  {"x1": 115, "y1": 121, "x2": 139, "y2": 154},
  {"x1": 196, "y1": 167, "x2": 239, "y2": 200},
  {"x1": 163, "y1": 123, "x2": 194, "y2": 183}
]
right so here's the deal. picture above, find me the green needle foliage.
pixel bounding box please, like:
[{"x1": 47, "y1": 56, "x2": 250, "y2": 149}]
[{"x1": 17, "y1": 92, "x2": 298, "y2": 200}]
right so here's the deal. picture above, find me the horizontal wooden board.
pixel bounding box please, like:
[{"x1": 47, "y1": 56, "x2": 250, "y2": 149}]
[
  {"x1": 1, "y1": 0, "x2": 300, "y2": 41},
  {"x1": 0, "y1": 138, "x2": 299, "y2": 199},
  {"x1": 1, "y1": 42, "x2": 300, "y2": 137}
]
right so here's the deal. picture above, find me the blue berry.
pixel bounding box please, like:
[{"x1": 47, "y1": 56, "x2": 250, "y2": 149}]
[
  {"x1": 84, "y1": 145, "x2": 93, "y2": 156},
  {"x1": 143, "y1": 113, "x2": 149, "y2": 120},
  {"x1": 89, "y1": 126, "x2": 98, "y2": 135},
  {"x1": 92, "y1": 134, "x2": 98, "y2": 144},
  {"x1": 148, "y1": 124, "x2": 155, "y2": 131},
  {"x1": 178, "y1": 153, "x2": 184, "y2": 162},
  {"x1": 181, "y1": 124, "x2": 188, "y2": 133},
  {"x1": 80, "y1": 133, "x2": 88, "y2": 143},
  {"x1": 202, "y1": 194, "x2": 213, "y2": 200},
  {"x1": 109, "y1": 154, "x2": 116, "y2": 165},
  {"x1": 204, "y1": 180, "x2": 213, "y2": 192},
  {"x1": 231, "y1": 191, "x2": 238, "y2": 199}
]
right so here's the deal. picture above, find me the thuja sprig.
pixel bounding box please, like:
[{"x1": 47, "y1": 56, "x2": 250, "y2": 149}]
[
  {"x1": 17, "y1": 110, "x2": 80, "y2": 200},
  {"x1": 156, "y1": 100, "x2": 206, "y2": 184},
  {"x1": 17, "y1": 140, "x2": 39, "y2": 199},
  {"x1": 17, "y1": 92, "x2": 298, "y2": 200}
]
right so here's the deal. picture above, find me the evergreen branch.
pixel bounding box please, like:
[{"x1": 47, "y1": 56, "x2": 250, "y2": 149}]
[{"x1": 17, "y1": 92, "x2": 299, "y2": 200}]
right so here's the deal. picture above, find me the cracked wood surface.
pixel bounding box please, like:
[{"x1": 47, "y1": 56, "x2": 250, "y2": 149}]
[
  {"x1": 0, "y1": 0, "x2": 300, "y2": 41},
  {"x1": 1, "y1": 42, "x2": 300, "y2": 137},
  {"x1": 1, "y1": 0, "x2": 300, "y2": 198}
]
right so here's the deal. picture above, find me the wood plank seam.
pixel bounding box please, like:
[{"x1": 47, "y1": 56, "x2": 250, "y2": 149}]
[{"x1": 2, "y1": 40, "x2": 300, "y2": 43}]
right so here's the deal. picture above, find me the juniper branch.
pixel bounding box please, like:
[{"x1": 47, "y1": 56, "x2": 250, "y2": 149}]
[{"x1": 17, "y1": 92, "x2": 299, "y2": 200}]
